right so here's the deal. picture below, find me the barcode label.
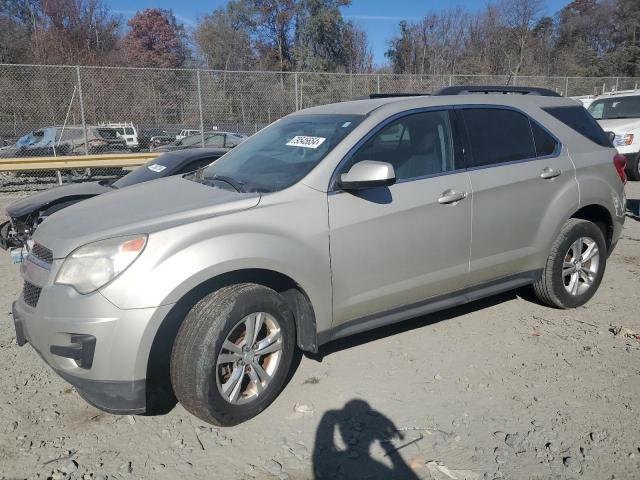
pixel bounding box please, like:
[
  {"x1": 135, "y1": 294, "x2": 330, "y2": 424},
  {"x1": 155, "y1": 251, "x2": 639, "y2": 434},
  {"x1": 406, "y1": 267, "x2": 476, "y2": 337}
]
[{"x1": 286, "y1": 136, "x2": 326, "y2": 149}]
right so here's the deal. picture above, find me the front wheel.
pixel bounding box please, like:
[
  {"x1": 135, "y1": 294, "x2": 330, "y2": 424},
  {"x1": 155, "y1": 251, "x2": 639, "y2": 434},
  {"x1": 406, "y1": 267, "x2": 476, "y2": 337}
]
[
  {"x1": 170, "y1": 283, "x2": 296, "y2": 426},
  {"x1": 533, "y1": 219, "x2": 607, "y2": 309}
]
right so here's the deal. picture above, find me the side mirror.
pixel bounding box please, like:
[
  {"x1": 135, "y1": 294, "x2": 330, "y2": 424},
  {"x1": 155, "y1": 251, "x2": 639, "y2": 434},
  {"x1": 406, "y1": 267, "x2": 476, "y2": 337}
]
[
  {"x1": 338, "y1": 160, "x2": 396, "y2": 191},
  {"x1": 606, "y1": 131, "x2": 616, "y2": 144}
]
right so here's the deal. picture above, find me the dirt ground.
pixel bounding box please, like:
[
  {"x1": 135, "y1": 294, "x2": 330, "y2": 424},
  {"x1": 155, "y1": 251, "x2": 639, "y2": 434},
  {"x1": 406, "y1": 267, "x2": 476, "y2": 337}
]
[{"x1": 1, "y1": 183, "x2": 639, "y2": 480}]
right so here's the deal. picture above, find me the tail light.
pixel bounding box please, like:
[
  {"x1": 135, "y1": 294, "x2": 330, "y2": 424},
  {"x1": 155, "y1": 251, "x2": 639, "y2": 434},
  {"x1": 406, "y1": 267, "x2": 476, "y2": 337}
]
[{"x1": 613, "y1": 153, "x2": 627, "y2": 184}]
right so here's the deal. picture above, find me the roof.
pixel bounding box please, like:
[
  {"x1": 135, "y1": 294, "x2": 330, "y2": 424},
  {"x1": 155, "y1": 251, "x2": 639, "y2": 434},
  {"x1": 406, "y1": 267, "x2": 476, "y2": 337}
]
[
  {"x1": 591, "y1": 89, "x2": 640, "y2": 100},
  {"x1": 292, "y1": 92, "x2": 578, "y2": 118}
]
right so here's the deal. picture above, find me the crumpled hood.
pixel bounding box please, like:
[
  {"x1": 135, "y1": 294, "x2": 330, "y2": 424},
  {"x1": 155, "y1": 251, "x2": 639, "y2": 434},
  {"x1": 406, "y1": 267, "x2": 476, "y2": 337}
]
[
  {"x1": 597, "y1": 118, "x2": 640, "y2": 134},
  {"x1": 33, "y1": 175, "x2": 261, "y2": 258},
  {"x1": 7, "y1": 181, "x2": 111, "y2": 218}
]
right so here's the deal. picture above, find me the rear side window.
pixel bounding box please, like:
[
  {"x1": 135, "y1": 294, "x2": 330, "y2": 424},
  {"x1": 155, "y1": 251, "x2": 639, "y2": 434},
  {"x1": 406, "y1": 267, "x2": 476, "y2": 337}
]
[
  {"x1": 531, "y1": 122, "x2": 558, "y2": 157},
  {"x1": 543, "y1": 106, "x2": 611, "y2": 147},
  {"x1": 462, "y1": 108, "x2": 536, "y2": 167},
  {"x1": 125, "y1": 127, "x2": 134, "y2": 135}
]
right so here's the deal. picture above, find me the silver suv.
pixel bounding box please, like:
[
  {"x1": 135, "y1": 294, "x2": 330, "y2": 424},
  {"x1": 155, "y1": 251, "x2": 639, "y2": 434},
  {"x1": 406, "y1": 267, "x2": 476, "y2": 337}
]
[{"x1": 12, "y1": 86, "x2": 627, "y2": 426}]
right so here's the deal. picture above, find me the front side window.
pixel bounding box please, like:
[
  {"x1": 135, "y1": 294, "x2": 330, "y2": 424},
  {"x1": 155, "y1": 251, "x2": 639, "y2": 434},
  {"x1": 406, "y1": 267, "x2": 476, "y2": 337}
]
[
  {"x1": 196, "y1": 114, "x2": 363, "y2": 192},
  {"x1": 588, "y1": 95, "x2": 640, "y2": 120},
  {"x1": 462, "y1": 108, "x2": 536, "y2": 167},
  {"x1": 347, "y1": 110, "x2": 455, "y2": 180}
]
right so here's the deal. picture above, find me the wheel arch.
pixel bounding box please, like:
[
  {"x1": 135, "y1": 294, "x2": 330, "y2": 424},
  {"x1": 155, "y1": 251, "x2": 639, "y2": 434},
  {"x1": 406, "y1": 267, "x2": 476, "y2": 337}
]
[
  {"x1": 570, "y1": 203, "x2": 614, "y2": 252},
  {"x1": 144, "y1": 268, "x2": 318, "y2": 412}
]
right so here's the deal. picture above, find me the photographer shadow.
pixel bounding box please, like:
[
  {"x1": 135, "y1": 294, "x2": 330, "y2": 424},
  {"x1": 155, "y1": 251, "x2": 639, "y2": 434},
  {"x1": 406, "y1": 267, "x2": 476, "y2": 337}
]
[{"x1": 312, "y1": 399, "x2": 420, "y2": 480}]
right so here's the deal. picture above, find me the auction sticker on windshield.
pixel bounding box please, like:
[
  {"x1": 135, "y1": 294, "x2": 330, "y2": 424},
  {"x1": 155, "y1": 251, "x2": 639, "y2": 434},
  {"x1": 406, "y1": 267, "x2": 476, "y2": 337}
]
[
  {"x1": 147, "y1": 164, "x2": 167, "y2": 173},
  {"x1": 286, "y1": 136, "x2": 326, "y2": 149}
]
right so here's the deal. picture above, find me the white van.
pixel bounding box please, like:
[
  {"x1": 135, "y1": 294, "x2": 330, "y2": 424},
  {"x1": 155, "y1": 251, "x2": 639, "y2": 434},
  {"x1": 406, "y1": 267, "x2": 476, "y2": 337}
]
[{"x1": 100, "y1": 122, "x2": 139, "y2": 151}]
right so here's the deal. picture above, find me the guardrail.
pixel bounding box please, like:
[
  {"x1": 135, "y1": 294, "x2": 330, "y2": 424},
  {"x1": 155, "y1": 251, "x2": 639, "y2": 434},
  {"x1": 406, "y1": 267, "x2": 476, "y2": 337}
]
[{"x1": 0, "y1": 152, "x2": 158, "y2": 172}]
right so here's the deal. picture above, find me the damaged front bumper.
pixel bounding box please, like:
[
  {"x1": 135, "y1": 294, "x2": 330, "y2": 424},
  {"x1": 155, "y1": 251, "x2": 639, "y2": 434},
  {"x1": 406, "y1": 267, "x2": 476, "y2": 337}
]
[{"x1": 1, "y1": 218, "x2": 27, "y2": 251}]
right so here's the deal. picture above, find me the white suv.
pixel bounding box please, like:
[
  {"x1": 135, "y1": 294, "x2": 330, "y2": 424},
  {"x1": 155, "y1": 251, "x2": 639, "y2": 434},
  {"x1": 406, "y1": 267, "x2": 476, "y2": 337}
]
[{"x1": 587, "y1": 90, "x2": 640, "y2": 180}]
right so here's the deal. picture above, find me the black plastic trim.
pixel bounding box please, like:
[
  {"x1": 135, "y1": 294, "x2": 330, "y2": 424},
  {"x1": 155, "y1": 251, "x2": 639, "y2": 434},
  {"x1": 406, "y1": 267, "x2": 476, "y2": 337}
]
[
  {"x1": 50, "y1": 334, "x2": 96, "y2": 369},
  {"x1": 55, "y1": 369, "x2": 147, "y2": 414},
  {"x1": 11, "y1": 301, "x2": 27, "y2": 346},
  {"x1": 435, "y1": 85, "x2": 561, "y2": 97},
  {"x1": 318, "y1": 270, "x2": 542, "y2": 346}
]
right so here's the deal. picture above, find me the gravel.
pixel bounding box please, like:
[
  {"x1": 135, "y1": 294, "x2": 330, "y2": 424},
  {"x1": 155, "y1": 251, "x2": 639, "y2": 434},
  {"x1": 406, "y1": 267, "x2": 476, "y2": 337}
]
[{"x1": 1, "y1": 183, "x2": 639, "y2": 479}]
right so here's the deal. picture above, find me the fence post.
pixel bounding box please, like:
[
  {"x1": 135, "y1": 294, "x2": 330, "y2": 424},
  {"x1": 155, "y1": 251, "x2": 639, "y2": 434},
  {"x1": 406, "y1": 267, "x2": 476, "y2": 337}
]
[
  {"x1": 377, "y1": 74, "x2": 380, "y2": 94},
  {"x1": 196, "y1": 69, "x2": 205, "y2": 147},
  {"x1": 294, "y1": 72, "x2": 299, "y2": 111},
  {"x1": 75, "y1": 66, "x2": 89, "y2": 155},
  {"x1": 449, "y1": 75, "x2": 453, "y2": 86},
  {"x1": 615, "y1": 77, "x2": 619, "y2": 92},
  {"x1": 564, "y1": 77, "x2": 569, "y2": 97}
]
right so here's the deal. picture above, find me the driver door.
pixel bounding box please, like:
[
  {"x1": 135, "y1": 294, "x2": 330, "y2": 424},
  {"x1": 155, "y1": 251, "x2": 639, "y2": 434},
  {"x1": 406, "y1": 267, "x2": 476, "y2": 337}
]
[{"x1": 328, "y1": 109, "x2": 472, "y2": 326}]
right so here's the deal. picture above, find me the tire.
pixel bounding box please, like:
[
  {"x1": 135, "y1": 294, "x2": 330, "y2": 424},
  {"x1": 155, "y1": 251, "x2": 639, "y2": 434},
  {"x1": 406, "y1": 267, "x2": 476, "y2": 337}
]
[
  {"x1": 170, "y1": 283, "x2": 296, "y2": 426},
  {"x1": 627, "y1": 153, "x2": 640, "y2": 182},
  {"x1": 533, "y1": 219, "x2": 607, "y2": 309}
]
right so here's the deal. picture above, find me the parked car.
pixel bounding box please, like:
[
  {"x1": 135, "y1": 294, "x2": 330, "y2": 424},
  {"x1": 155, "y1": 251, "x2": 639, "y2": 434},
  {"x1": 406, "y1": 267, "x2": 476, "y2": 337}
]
[
  {"x1": 12, "y1": 86, "x2": 626, "y2": 426},
  {"x1": 0, "y1": 126, "x2": 127, "y2": 158},
  {"x1": 586, "y1": 90, "x2": 640, "y2": 181},
  {"x1": 0, "y1": 148, "x2": 229, "y2": 253},
  {"x1": 149, "y1": 135, "x2": 176, "y2": 150},
  {"x1": 100, "y1": 122, "x2": 139, "y2": 151},
  {"x1": 176, "y1": 129, "x2": 201, "y2": 141},
  {"x1": 137, "y1": 128, "x2": 174, "y2": 151},
  {"x1": 153, "y1": 131, "x2": 247, "y2": 152}
]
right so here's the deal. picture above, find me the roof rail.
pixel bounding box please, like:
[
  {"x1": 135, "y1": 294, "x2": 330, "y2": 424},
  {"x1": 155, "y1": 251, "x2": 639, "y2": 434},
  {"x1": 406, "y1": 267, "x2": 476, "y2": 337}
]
[
  {"x1": 434, "y1": 85, "x2": 561, "y2": 97},
  {"x1": 357, "y1": 93, "x2": 431, "y2": 100}
]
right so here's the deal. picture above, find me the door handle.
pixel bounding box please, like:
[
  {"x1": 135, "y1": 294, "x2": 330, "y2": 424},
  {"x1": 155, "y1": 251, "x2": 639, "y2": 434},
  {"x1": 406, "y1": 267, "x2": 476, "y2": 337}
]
[
  {"x1": 540, "y1": 167, "x2": 561, "y2": 179},
  {"x1": 438, "y1": 189, "x2": 467, "y2": 204}
]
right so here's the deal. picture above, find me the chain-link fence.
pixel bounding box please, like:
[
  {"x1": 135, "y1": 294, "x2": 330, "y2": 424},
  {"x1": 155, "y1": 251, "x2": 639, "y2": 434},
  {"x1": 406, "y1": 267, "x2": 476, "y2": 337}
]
[{"x1": 1, "y1": 63, "x2": 639, "y2": 193}]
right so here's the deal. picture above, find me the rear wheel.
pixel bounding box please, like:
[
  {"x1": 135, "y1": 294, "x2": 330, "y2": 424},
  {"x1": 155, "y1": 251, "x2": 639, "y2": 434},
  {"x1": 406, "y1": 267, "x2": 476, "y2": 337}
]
[
  {"x1": 170, "y1": 283, "x2": 296, "y2": 426},
  {"x1": 533, "y1": 219, "x2": 606, "y2": 309},
  {"x1": 627, "y1": 153, "x2": 640, "y2": 181}
]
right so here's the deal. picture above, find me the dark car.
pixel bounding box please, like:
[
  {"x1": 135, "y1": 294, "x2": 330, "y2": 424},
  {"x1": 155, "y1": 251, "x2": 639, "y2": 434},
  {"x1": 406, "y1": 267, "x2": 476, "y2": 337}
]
[
  {"x1": 137, "y1": 128, "x2": 176, "y2": 151},
  {"x1": 1, "y1": 148, "x2": 228, "y2": 252},
  {"x1": 150, "y1": 135, "x2": 176, "y2": 150},
  {"x1": 152, "y1": 131, "x2": 247, "y2": 152}
]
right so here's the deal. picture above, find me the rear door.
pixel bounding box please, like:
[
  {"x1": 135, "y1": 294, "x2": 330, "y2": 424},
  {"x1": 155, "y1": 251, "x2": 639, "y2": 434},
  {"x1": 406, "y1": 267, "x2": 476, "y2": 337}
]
[
  {"x1": 328, "y1": 109, "x2": 472, "y2": 325},
  {"x1": 459, "y1": 106, "x2": 578, "y2": 287}
]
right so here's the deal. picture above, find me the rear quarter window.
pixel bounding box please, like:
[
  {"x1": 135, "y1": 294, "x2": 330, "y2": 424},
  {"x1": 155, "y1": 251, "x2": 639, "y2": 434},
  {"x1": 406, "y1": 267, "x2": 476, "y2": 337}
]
[{"x1": 543, "y1": 106, "x2": 611, "y2": 147}]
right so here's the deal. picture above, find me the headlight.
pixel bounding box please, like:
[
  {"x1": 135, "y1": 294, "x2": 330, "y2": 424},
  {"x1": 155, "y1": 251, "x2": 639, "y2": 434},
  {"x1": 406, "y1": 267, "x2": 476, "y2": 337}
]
[
  {"x1": 56, "y1": 235, "x2": 147, "y2": 294},
  {"x1": 613, "y1": 134, "x2": 634, "y2": 146}
]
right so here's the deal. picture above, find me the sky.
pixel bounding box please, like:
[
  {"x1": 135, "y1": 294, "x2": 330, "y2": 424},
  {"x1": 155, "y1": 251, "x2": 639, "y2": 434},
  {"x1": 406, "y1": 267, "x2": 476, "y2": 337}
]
[{"x1": 107, "y1": 0, "x2": 572, "y2": 66}]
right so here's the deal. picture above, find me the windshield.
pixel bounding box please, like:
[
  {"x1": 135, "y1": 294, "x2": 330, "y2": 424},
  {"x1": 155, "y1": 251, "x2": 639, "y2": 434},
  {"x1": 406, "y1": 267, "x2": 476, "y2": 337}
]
[
  {"x1": 193, "y1": 114, "x2": 363, "y2": 192},
  {"x1": 112, "y1": 153, "x2": 180, "y2": 188},
  {"x1": 588, "y1": 95, "x2": 640, "y2": 120}
]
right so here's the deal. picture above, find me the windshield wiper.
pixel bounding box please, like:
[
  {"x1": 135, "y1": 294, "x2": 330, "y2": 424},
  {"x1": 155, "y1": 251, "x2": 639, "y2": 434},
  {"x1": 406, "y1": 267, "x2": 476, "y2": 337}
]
[
  {"x1": 603, "y1": 115, "x2": 639, "y2": 120},
  {"x1": 207, "y1": 175, "x2": 245, "y2": 193}
]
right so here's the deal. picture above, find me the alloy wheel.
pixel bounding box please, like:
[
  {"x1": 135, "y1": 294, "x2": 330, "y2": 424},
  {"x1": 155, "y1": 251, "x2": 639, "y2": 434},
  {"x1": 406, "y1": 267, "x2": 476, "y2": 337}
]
[
  {"x1": 562, "y1": 236, "x2": 600, "y2": 296},
  {"x1": 215, "y1": 312, "x2": 283, "y2": 405}
]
